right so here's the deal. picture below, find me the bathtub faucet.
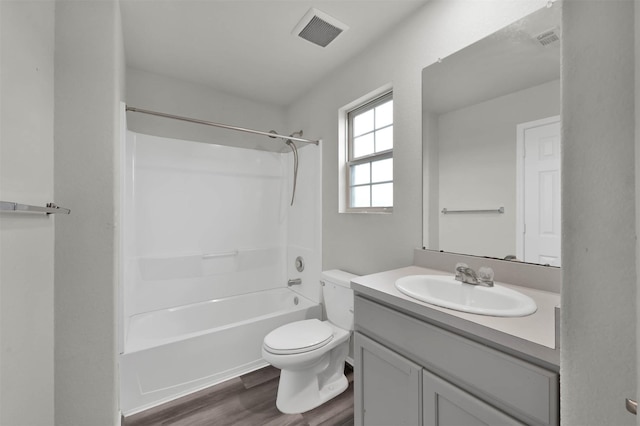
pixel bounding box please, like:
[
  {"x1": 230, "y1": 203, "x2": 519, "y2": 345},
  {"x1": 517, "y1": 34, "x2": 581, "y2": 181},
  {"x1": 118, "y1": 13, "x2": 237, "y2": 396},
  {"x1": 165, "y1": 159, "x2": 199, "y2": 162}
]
[{"x1": 287, "y1": 278, "x2": 302, "y2": 286}]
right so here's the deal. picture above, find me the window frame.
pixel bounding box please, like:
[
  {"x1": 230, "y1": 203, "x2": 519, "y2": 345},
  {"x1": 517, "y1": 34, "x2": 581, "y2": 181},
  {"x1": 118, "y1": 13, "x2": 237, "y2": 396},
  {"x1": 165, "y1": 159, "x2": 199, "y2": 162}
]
[{"x1": 345, "y1": 91, "x2": 394, "y2": 213}]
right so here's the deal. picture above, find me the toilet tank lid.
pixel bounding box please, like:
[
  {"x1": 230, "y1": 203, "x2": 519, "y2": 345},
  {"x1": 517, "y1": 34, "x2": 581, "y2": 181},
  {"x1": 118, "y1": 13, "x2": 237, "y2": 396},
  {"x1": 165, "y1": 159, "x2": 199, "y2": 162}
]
[{"x1": 320, "y1": 269, "x2": 359, "y2": 288}]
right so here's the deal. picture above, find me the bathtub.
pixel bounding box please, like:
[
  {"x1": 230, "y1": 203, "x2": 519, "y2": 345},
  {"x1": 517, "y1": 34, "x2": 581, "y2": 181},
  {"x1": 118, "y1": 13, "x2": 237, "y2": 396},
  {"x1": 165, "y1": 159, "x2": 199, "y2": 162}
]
[{"x1": 120, "y1": 288, "x2": 321, "y2": 415}]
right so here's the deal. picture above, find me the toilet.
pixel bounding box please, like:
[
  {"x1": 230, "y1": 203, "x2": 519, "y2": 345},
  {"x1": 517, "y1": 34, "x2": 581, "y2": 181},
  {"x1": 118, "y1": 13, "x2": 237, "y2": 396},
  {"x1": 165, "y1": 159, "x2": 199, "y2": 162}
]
[{"x1": 262, "y1": 269, "x2": 357, "y2": 414}]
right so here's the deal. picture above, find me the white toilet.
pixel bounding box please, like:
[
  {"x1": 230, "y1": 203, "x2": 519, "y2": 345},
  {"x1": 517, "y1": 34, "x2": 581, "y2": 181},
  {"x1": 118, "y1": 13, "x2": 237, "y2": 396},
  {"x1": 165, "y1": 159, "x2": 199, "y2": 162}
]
[{"x1": 262, "y1": 269, "x2": 357, "y2": 414}]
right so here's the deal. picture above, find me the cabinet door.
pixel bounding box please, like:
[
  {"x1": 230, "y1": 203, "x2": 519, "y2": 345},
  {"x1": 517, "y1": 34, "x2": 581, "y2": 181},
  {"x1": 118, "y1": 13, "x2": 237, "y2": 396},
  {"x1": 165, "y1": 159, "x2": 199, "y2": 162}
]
[
  {"x1": 354, "y1": 332, "x2": 422, "y2": 426},
  {"x1": 423, "y1": 369, "x2": 524, "y2": 426}
]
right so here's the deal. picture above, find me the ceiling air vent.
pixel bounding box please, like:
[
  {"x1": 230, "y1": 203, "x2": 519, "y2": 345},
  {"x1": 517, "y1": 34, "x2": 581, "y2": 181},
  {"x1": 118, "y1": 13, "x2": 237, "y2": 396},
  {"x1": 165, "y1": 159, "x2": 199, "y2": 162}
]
[{"x1": 292, "y1": 8, "x2": 348, "y2": 48}]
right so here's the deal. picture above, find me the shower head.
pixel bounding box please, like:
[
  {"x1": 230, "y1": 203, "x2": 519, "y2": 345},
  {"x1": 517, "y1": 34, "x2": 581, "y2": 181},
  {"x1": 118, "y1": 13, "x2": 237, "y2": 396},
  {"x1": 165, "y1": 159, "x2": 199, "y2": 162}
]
[
  {"x1": 285, "y1": 131, "x2": 303, "y2": 146},
  {"x1": 290, "y1": 131, "x2": 303, "y2": 138}
]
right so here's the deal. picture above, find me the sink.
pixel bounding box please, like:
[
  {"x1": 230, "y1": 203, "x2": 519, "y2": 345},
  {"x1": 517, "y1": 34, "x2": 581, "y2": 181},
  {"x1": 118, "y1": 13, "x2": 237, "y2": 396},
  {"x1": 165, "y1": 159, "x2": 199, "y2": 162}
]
[{"x1": 394, "y1": 275, "x2": 537, "y2": 317}]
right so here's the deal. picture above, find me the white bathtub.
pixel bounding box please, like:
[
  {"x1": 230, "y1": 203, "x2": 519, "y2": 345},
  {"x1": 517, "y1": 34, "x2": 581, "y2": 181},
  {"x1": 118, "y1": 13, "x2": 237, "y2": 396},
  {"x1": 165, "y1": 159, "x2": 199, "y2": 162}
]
[{"x1": 120, "y1": 288, "x2": 321, "y2": 415}]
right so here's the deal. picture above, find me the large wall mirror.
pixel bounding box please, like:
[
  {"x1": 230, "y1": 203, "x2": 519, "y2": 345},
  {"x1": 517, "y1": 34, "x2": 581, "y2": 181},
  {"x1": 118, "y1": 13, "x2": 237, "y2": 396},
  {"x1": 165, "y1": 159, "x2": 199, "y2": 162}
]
[{"x1": 422, "y1": 5, "x2": 561, "y2": 266}]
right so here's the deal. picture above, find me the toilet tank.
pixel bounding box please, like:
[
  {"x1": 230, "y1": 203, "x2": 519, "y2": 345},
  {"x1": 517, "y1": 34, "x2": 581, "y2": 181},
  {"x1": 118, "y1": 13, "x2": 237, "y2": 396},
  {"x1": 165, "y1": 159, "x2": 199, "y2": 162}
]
[{"x1": 320, "y1": 269, "x2": 358, "y2": 331}]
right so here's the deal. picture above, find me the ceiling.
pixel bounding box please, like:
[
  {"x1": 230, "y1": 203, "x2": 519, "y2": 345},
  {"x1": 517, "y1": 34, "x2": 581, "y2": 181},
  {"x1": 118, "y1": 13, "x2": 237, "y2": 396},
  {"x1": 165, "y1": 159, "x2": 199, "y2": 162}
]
[{"x1": 120, "y1": 0, "x2": 429, "y2": 107}]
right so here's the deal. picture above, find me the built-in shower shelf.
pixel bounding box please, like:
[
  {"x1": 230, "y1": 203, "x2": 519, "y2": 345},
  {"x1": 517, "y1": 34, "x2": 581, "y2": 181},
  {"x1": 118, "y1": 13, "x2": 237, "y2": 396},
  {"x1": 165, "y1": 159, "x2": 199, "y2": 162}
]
[
  {"x1": 202, "y1": 250, "x2": 238, "y2": 259},
  {"x1": 137, "y1": 247, "x2": 284, "y2": 281}
]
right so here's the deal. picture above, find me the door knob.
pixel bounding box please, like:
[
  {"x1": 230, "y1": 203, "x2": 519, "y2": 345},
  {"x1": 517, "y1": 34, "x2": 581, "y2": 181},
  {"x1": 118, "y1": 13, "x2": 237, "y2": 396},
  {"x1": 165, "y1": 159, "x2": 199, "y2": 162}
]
[{"x1": 625, "y1": 398, "x2": 637, "y2": 415}]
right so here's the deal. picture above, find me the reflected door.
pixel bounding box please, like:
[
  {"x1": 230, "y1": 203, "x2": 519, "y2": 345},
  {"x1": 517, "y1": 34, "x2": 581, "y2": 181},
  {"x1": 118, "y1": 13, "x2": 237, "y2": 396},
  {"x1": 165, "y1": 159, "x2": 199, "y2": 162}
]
[{"x1": 517, "y1": 116, "x2": 561, "y2": 266}]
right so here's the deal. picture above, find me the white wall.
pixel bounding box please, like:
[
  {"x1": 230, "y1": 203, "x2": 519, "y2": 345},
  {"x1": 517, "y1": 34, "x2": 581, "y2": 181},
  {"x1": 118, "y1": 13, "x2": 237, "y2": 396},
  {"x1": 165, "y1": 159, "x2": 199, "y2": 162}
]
[
  {"x1": 126, "y1": 68, "x2": 287, "y2": 153},
  {"x1": 54, "y1": 0, "x2": 124, "y2": 424},
  {"x1": 437, "y1": 80, "x2": 560, "y2": 257},
  {"x1": 0, "y1": 1, "x2": 55, "y2": 424},
  {"x1": 561, "y1": 1, "x2": 636, "y2": 424},
  {"x1": 286, "y1": 0, "x2": 547, "y2": 275}
]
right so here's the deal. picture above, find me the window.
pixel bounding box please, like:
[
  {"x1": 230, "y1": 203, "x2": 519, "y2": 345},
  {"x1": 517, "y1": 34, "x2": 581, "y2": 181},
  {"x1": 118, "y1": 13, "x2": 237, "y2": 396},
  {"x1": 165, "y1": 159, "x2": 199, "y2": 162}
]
[{"x1": 347, "y1": 92, "x2": 393, "y2": 211}]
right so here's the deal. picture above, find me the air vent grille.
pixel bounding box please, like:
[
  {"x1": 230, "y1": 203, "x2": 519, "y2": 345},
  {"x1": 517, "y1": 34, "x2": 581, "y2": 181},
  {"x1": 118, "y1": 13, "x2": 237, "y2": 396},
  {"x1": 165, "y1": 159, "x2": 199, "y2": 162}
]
[
  {"x1": 292, "y1": 8, "x2": 348, "y2": 48},
  {"x1": 535, "y1": 29, "x2": 560, "y2": 47},
  {"x1": 298, "y1": 16, "x2": 343, "y2": 47}
]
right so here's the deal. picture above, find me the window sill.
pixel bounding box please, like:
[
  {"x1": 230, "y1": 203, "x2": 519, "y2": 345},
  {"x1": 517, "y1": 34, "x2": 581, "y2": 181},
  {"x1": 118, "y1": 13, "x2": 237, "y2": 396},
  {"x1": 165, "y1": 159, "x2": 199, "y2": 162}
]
[{"x1": 342, "y1": 208, "x2": 393, "y2": 214}]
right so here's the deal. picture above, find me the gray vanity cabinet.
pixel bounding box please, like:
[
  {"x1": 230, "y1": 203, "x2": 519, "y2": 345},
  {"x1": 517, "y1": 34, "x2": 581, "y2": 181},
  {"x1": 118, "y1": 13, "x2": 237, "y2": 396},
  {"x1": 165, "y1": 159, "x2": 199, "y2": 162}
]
[
  {"x1": 423, "y1": 369, "x2": 523, "y2": 425},
  {"x1": 354, "y1": 295, "x2": 559, "y2": 426},
  {"x1": 354, "y1": 332, "x2": 422, "y2": 425}
]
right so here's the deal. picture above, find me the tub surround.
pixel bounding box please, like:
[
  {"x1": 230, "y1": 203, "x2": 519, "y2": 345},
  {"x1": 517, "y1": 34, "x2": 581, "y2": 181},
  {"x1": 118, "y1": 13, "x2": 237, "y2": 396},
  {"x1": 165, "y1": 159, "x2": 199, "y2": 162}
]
[
  {"x1": 352, "y1": 262, "x2": 560, "y2": 370},
  {"x1": 119, "y1": 129, "x2": 324, "y2": 415}
]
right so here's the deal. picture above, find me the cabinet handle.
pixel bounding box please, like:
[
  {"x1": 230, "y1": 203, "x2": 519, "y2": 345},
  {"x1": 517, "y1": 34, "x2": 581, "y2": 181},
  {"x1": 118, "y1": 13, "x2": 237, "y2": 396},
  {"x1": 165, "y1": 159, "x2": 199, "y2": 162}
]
[{"x1": 626, "y1": 398, "x2": 637, "y2": 415}]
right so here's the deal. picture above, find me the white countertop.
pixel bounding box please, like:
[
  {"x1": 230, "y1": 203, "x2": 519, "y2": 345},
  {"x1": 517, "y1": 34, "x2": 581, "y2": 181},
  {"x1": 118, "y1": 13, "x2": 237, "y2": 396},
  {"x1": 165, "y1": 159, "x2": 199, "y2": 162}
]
[{"x1": 352, "y1": 265, "x2": 560, "y2": 370}]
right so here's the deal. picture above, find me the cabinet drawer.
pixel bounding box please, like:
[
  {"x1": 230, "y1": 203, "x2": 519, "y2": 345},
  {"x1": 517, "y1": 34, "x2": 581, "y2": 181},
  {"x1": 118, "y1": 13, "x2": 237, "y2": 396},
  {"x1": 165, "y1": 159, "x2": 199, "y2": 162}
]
[{"x1": 355, "y1": 296, "x2": 559, "y2": 426}]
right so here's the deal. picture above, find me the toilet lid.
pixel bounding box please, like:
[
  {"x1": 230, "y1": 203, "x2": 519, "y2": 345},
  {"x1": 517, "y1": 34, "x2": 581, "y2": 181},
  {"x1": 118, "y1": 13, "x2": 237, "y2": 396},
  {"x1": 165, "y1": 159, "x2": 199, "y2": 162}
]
[{"x1": 264, "y1": 319, "x2": 333, "y2": 355}]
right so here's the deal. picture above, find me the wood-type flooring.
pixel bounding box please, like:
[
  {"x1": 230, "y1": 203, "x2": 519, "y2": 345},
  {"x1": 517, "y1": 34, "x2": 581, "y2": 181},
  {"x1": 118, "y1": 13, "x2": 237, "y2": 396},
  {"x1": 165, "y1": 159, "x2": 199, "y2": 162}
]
[{"x1": 124, "y1": 365, "x2": 354, "y2": 426}]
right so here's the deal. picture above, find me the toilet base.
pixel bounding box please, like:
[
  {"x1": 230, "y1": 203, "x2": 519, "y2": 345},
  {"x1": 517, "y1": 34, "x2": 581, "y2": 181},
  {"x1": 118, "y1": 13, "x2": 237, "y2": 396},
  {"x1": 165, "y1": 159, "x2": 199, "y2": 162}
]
[
  {"x1": 276, "y1": 369, "x2": 348, "y2": 414},
  {"x1": 274, "y1": 337, "x2": 350, "y2": 414}
]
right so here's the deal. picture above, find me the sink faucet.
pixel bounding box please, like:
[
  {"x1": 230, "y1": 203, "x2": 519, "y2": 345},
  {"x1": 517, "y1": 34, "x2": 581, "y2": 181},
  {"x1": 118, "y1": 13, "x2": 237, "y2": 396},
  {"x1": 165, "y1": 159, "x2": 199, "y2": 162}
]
[
  {"x1": 455, "y1": 263, "x2": 494, "y2": 287},
  {"x1": 455, "y1": 264, "x2": 478, "y2": 284}
]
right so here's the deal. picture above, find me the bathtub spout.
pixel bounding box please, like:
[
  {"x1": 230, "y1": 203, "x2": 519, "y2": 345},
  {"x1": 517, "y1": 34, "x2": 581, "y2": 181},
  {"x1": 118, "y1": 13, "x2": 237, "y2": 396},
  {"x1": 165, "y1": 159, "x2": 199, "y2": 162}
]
[{"x1": 288, "y1": 278, "x2": 302, "y2": 286}]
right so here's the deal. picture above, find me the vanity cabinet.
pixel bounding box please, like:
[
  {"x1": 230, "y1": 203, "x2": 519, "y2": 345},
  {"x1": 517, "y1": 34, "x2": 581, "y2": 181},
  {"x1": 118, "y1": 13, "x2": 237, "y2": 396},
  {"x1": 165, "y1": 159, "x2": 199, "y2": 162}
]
[
  {"x1": 354, "y1": 332, "x2": 422, "y2": 426},
  {"x1": 422, "y1": 369, "x2": 523, "y2": 425},
  {"x1": 354, "y1": 295, "x2": 559, "y2": 426}
]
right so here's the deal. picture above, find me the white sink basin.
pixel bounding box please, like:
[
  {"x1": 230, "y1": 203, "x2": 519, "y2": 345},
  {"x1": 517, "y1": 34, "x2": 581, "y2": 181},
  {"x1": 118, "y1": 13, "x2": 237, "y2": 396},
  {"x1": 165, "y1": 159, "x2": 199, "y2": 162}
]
[{"x1": 394, "y1": 275, "x2": 537, "y2": 317}]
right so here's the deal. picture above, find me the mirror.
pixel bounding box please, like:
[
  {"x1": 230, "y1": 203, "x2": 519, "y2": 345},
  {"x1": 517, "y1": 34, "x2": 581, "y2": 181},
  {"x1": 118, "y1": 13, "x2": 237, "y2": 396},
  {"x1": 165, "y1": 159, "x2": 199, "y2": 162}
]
[{"x1": 422, "y1": 5, "x2": 561, "y2": 266}]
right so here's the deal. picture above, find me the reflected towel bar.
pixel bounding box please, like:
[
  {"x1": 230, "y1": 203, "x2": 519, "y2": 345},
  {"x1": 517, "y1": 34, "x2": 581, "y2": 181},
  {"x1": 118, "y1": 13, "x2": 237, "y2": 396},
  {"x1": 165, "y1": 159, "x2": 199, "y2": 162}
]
[
  {"x1": 441, "y1": 207, "x2": 504, "y2": 214},
  {"x1": 202, "y1": 250, "x2": 239, "y2": 259},
  {"x1": 0, "y1": 201, "x2": 70, "y2": 215}
]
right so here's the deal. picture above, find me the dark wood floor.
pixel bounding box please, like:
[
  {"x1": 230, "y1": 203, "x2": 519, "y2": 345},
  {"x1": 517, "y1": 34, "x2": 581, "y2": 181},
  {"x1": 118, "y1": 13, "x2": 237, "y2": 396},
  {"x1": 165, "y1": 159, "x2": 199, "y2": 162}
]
[{"x1": 124, "y1": 365, "x2": 354, "y2": 426}]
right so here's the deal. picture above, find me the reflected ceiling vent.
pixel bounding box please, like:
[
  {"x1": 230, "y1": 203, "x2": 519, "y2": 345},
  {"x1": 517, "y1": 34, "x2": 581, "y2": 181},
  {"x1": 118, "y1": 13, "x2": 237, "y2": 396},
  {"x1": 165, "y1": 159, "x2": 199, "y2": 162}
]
[
  {"x1": 534, "y1": 28, "x2": 560, "y2": 47},
  {"x1": 292, "y1": 8, "x2": 348, "y2": 48}
]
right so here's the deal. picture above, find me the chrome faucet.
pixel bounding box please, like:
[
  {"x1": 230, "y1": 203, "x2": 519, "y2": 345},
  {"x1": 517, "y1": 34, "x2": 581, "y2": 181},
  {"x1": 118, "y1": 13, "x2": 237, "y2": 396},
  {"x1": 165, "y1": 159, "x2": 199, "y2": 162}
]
[
  {"x1": 455, "y1": 263, "x2": 494, "y2": 287},
  {"x1": 287, "y1": 278, "x2": 302, "y2": 286},
  {"x1": 455, "y1": 264, "x2": 478, "y2": 284}
]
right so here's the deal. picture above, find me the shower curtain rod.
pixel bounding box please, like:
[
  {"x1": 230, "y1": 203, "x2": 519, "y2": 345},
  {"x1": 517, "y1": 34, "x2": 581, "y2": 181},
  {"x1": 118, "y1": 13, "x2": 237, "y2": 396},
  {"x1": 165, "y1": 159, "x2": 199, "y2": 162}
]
[{"x1": 125, "y1": 106, "x2": 320, "y2": 146}]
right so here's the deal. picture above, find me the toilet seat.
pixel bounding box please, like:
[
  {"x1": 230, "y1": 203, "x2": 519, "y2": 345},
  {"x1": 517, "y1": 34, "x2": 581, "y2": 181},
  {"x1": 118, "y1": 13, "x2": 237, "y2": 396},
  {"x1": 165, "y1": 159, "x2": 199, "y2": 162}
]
[{"x1": 264, "y1": 319, "x2": 334, "y2": 355}]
